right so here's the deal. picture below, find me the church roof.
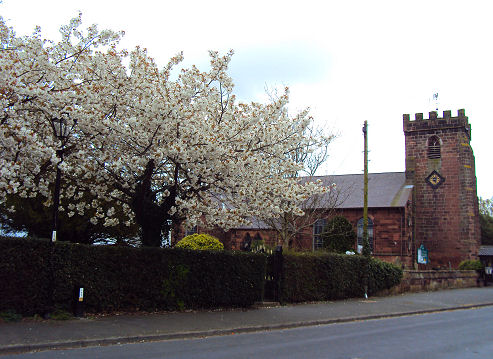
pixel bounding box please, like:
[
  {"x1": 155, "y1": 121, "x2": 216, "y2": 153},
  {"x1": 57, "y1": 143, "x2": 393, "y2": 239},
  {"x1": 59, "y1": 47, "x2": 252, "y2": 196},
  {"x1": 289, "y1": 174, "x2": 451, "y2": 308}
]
[
  {"x1": 479, "y1": 246, "x2": 493, "y2": 256},
  {"x1": 234, "y1": 172, "x2": 412, "y2": 231},
  {"x1": 302, "y1": 172, "x2": 412, "y2": 209}
]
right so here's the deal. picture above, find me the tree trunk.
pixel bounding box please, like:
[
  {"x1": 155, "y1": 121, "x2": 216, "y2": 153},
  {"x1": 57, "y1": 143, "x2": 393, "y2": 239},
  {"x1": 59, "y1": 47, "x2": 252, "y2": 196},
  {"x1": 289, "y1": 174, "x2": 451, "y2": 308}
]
[
  {"x1": 130, "y1": 160, "x2": 165, "y2": 247},
  {"x1": 139, "y1": 218, "x2": 163, "y2": 247},
  {"x1": 130, "y1": 160, "x2": 181, "y2": 247}
]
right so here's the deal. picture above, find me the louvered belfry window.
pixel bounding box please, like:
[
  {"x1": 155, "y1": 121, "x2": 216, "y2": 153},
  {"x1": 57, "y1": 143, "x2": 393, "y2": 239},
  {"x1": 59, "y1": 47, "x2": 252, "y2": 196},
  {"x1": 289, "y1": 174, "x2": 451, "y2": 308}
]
[{"x1": 427, "y1": 136, "x2": 441, "y2": 159}]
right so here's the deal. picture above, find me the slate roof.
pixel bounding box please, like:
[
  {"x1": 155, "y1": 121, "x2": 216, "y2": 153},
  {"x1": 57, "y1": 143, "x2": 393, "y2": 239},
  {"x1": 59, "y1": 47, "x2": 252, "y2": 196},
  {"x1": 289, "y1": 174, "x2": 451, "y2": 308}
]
[
  {"x1": 479, "y1": 246, "x2": 493, "y2": 256},
  {"x1": 302, "y1": 172, "x2": 412, "y2": 209},
  {"x1": 234, "y1": 217, "x2": 271, "y2": 230},
  {"x1": 235, "y1": 172, "x2": 412, "y2": 230}
]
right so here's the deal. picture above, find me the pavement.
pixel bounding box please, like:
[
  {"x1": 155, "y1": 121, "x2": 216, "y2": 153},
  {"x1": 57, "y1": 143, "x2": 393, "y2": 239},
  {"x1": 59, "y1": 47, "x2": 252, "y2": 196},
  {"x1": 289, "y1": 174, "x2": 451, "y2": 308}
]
[{"x1": 1, "y1": 286, "x2": 493, "y2": 356}]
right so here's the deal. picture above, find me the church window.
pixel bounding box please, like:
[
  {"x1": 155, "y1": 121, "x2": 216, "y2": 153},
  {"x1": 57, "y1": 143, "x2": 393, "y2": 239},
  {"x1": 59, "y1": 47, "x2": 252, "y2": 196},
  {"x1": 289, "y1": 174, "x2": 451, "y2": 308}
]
[
  {"x1": 357, "y1": 217, "x2": 374, "y2": 253},
  {"x1": 185, "y1": 225, "x2": 197, "y2": 236},
  {"x1": 427, "y1": 136, "x2": 441, "y2": 159},
  {"x1": 313, "y1": 218, "x2": 327, "y2": 251}
]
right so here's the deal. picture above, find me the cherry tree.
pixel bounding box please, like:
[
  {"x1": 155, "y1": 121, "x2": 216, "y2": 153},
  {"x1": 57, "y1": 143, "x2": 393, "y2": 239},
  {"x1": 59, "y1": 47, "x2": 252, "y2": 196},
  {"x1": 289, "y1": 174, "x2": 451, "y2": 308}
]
[
  {"x1": 0, "y1": 15, "x2": 330, "y2": 246},
  {"x1": 0, "y1": 13, "x2": 126, "y2": 237}
]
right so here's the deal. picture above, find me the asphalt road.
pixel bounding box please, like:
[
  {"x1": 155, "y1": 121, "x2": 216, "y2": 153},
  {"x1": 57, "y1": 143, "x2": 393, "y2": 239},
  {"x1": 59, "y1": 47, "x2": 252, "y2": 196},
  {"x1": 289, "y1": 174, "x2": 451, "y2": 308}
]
[{"x1": 5, "y1": 306, "x2": 493, "y2": 359}]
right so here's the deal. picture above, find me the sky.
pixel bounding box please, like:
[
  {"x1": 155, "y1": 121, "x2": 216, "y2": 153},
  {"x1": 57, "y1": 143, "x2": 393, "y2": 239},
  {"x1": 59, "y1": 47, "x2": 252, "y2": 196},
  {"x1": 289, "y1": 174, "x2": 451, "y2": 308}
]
[{"x1": 1, "y1": 0, "x2": 492, "y2": 199}]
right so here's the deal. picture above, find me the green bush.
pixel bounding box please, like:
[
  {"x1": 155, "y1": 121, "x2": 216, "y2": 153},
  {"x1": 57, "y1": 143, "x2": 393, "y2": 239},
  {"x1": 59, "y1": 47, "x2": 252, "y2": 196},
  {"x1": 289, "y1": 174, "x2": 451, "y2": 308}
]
[
  {"x1": 0, "y1": 237, "x2": 265, "y2": 316},
  {"x1": 175, "y1": 233, "x2": 224, "y2": 251},
  {"x1": 0, "y1": 309, "x2": 22, "y2": 322},
  {"x1": 322, "y1": 216, "x2": 356, "y2": 253},
  {"x1": 480, "y1": 214, "x2": 493, "y2": 245},
  {"x1": 367, "y1": 258, "x2": 403, "y2": 295},
  {"x1": 50, "y1": 309, "x2": 73, "y2": 320},
  {"x1": 280, "y1": 252, "x2": 367, "y2": 302},
  {"x1": 458, "y1": 259, "x2": 484, "y2": 271},
  {"x1": 272, "y1": 252, "x2": 402, "y2": 302},
  {"x1": 0, "y1": 237, "x2": 52, "y2": 316}
]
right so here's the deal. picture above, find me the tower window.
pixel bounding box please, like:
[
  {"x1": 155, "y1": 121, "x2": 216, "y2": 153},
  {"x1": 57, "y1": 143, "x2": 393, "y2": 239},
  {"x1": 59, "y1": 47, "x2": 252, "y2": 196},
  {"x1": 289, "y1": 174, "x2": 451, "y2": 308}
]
[{"x1": 427, "y1": 136, "x2": 441, "y2": 159}]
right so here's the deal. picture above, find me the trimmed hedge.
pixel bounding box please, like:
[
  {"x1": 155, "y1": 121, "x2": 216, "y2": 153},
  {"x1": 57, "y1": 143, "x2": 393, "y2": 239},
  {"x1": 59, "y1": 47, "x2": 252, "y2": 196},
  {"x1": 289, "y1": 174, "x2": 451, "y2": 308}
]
[
  {"x1": 0, "y1": 238, "x2": 403, "y2": 316},
  {"x1": 0, "y1": 237, "x2": 266, "y2": 316},
  {"x1": 277, "y1": 252, "x2": 402, "y2": 302},
  {"x1": 0, "y1": 237, "x2": 52, "y2": 316},
  {"x1": 367, "y1": 257, "x2": 403, "y2": 295}
]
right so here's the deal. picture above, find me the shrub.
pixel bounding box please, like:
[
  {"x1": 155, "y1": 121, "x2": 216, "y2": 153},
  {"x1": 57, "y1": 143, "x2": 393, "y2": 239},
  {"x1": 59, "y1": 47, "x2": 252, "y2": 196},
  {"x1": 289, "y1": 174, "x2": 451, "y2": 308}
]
[
  {"x1": 367, "y1": 258, "x2": 403, "y2": 295},
  {"x1": 0, "y1": 237, "x2": 52, "y2": 316},
  {"x1": 0, "y1": 237, "x2": 265, "y2": 316},
  {"x1": 0, "y1": 309, "x2": 22, "y2": 322},
  {"x1": 175, "y1": 233, "x2": 224, "y2": 251},
  {"x1": 458, "y1": 259, "x2": 484, "y2": 271},
  {"x1": 50, "y1": 309, "x2": 73, "y2": 320},
  {"x1": 322, "y1": 216, "x2": 356, "y2": 253},
  {"x1": 271, "y1": 252, "x2": 402, "y2": 303}
]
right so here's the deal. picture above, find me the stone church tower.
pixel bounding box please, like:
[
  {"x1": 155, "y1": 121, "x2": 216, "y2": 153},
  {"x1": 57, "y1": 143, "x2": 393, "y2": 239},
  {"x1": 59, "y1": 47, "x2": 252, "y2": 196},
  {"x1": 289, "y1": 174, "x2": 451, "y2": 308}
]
[{"x1": 403, "y1": 109, "x2": 480, "y2": 268}]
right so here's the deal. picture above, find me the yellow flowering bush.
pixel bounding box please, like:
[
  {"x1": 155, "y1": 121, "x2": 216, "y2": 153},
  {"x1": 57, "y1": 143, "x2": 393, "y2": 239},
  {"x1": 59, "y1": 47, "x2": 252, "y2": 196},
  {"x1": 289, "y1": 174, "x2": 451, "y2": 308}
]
[{"x1": 175, "y1": 233, "x2": 224, "y2": 251}]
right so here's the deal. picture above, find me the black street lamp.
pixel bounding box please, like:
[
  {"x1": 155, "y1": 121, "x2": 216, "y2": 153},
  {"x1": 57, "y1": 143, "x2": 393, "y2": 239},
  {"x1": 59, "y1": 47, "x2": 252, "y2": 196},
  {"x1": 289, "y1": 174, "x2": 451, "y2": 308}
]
[{"x1": 51, "y1": 112, "x2": 76, "y2": 242}]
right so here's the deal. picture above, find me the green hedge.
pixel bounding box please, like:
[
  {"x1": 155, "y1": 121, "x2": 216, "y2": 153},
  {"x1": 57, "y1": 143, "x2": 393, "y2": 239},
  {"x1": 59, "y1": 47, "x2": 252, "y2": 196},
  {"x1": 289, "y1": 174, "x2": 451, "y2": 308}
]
[
  {"x1": 0, "y1": 238, "x2": 266, "y2": 316},
  {"x1": 0, "y1": 238, "x2": 404, "y2": 316},
  {"x1": 458, "y1": 259, "x2": 484, "y2": 271},
  {"x1": 367, "y1": 257, "x2": 403, "y2": 295},
  {"x1": 277, "y1": 252, "x2": 402, "y2": 302},
  {"x1": 0, "y1": 237, "x2": 52, "y2": 316}
]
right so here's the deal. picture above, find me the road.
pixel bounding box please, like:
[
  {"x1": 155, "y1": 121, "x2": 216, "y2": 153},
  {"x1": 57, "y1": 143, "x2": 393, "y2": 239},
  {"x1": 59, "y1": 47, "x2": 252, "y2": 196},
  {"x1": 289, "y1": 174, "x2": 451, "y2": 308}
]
[{"x1": 5, "y1": 306, "x2": 493, "y2": 359}]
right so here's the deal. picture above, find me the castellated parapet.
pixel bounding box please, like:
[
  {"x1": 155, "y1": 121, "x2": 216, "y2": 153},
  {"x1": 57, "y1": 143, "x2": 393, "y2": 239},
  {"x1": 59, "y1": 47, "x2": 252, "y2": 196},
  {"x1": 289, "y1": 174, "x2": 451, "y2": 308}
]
[{"x1": 403, "y1": 109, "x2": 471, "y2": 140}]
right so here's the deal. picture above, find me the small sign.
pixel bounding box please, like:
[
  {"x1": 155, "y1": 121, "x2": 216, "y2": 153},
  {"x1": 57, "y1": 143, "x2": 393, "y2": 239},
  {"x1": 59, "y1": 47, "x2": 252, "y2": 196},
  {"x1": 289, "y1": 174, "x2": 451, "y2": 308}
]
[
  {"x1": 486, "y1": 267, "x2": 492, "y2": 275},
  {"x1": 417, "y1": 244, "x2": 428, "y2": 264},
  {"x1": 78, "y1": 288, "x2": 84, "y2": 302}
]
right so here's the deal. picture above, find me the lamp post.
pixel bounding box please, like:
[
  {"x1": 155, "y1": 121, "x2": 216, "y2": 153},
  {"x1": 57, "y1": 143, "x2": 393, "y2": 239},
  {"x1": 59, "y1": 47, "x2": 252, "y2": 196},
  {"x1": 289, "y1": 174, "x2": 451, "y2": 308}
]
[
  {"x1": 44, "y1": 113, "x2": 76, "y2": 318},
  {"x1": 51, "y1": 112, "x2": 76, "y2": 242}
]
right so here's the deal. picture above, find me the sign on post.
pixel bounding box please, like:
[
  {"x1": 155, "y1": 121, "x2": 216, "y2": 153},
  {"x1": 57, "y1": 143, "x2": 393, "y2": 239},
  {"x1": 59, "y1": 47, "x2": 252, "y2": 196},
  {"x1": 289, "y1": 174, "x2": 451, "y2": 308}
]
[{"x1": 417, "y1": 244, "x2": 428, "y2": 264}]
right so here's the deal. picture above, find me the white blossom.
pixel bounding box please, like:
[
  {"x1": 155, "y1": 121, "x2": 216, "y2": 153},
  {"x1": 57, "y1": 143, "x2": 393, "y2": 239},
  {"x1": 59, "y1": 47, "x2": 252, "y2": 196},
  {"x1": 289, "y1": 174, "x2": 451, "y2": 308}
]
[{"x1": 0, "y1": 14, "x2": 330, "y2": 237}]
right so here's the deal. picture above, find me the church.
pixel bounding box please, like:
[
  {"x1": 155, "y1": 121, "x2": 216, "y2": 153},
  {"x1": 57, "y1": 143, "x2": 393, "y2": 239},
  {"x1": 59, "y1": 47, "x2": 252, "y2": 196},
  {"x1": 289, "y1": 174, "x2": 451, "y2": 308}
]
[{"x1": 197, "y1": 109, "x2": 481, "y2": 269}]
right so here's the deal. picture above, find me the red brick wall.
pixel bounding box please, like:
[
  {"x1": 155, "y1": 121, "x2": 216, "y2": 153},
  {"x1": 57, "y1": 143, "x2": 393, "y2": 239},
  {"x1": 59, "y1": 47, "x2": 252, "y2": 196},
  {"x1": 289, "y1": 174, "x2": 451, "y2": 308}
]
[
  {"x1": 403, "y1": 110, "x2": 480, "y2": 268},
  {"x1": 286, "y1": 206, "x2": 414, "y2": 268},
  {"x1": 336, "y1": 207, "x2": 413, "y2": 268}
]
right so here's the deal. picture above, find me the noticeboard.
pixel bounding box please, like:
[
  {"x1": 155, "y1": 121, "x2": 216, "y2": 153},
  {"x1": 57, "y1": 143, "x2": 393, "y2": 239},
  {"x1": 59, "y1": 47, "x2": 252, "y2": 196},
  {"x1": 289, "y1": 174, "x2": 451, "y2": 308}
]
[{"x1": 417, "y1": 244, "x2": 428, "y2": 264}]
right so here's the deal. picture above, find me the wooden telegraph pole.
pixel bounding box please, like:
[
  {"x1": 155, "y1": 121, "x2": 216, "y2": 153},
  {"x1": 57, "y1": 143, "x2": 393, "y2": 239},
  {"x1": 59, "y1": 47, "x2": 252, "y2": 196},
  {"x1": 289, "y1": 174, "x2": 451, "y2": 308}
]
[
  {"x1": 362, "y1": 121, "x2": 370, "y2": 257},
  {"x1": 362, "y1": 121, "x2": 370, "y2": 299}
]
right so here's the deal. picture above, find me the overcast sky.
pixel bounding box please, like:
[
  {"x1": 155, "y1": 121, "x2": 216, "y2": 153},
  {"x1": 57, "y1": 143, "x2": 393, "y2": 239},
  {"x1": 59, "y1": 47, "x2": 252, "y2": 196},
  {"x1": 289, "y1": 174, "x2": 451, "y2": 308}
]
[{"x1": 2, "y1": 0, "x2": 492, "y2": 199}]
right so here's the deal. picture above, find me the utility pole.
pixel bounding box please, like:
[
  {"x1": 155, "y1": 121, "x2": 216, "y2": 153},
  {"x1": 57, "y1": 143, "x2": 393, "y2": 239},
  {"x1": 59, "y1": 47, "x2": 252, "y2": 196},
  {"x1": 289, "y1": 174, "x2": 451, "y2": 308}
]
[
  {"x1": 362, "y1": 121, "x2": 370, "y2": 300},
  {"x1": 362, "y1": 121, "x2": 370, "y2": 257}
]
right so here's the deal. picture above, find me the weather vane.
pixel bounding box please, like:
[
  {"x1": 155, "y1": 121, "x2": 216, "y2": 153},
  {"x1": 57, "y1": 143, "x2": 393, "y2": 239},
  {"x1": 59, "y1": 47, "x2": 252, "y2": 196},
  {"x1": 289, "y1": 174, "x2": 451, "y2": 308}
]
[{"x1": 431, "y1": 92, "x2": 439, "y2": 112}]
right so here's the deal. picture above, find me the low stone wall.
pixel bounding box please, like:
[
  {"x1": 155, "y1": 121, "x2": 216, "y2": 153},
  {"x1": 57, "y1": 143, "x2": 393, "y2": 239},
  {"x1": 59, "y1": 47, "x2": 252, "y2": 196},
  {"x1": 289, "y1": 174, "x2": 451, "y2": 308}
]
[{"x1": 378, "y1": 270, "x2": 479, "y2": 296}]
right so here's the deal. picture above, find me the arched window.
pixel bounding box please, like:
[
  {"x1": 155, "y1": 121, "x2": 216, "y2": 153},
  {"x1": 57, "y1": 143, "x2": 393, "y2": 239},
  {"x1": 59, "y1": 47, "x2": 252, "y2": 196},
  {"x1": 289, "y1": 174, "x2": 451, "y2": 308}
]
[
  {"x1": 427, "y1": 136, "x2": 441, "y2": 159},
  {"x1": 185, "y1": 225, "x2": 197, "y2": 236},
  {"x1": 357, "y1": 218, "x2": 374, "y2": 253},
  {"x1": 313, "y1": 218, "x2": 327, "y2": 251}
]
